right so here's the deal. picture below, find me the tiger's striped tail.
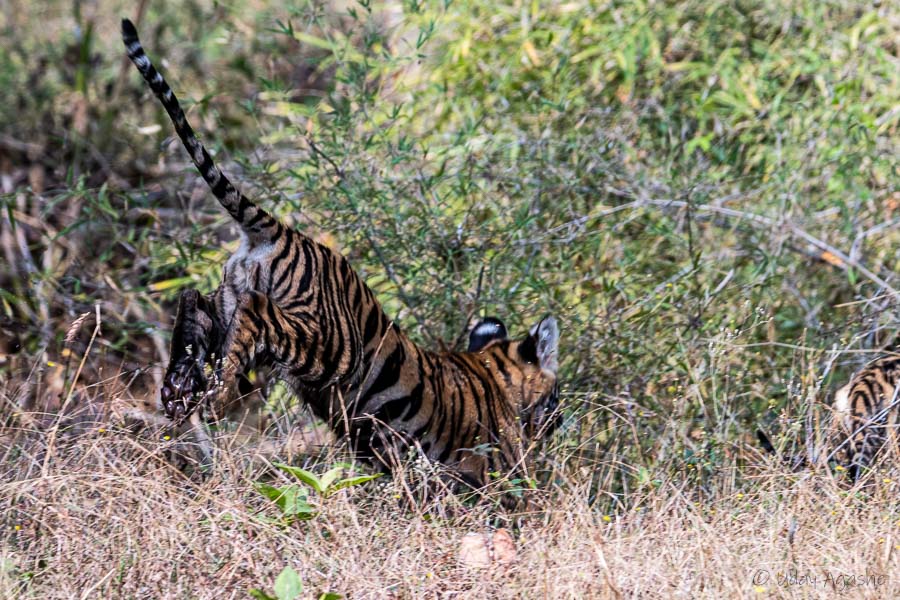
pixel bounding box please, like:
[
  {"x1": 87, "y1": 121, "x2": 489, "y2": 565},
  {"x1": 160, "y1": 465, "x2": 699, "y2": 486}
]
[{"x1": 121, "y1": 19, "x2": 278, "y2": 237}]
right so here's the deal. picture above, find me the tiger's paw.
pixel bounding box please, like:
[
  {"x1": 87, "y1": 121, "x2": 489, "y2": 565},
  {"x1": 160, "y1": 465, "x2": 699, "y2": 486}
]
[{"x1": 160, "y1": 360, "x2": 207, "y2": 422}]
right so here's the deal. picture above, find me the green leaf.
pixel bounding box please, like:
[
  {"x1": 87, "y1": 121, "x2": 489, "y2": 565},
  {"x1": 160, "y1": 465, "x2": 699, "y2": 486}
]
[
  {"x1": 249, "y1": 590, "x2": 277, "y2": 600},
  {"x1": 255, "y1": 482, "x2": 289, "y2": 507},
  {"x1": 329, "y1": 461, "x2": 356, "y2": 470},
  {"x1": 318, "y1": 593, "x2": 343, "y2": 600},
  {"x1": 274, "y1": 566, "x2": 303, "y2": 600},
  {"x1": 330, "y1": 473, "x2": 383, "y2": 493},
  {"x1": 275, "y1": 463, "x2": 324, "y2": 494},
  {"x1": 291, "y1": 32, "x2": 336, "y2": 52},
  {"x1": 254, "y1": 483, "x2": 315, "y2": 518},
  {"x1": 318, "y1": 467, "x2": 345, "y2": 494},
  {"x1": 148, "y1": 276, "x2": 196, "y2": 292},
  {"x1": 685, "y1": 133, "x2": 713, "y2": 155}
]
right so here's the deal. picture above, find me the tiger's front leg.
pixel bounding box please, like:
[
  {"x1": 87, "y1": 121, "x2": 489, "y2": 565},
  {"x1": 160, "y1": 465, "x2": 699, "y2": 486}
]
[
  {"x1": 209, "y1": 291, "x2": 316, "y2": 419},
  {"x1": 161, "y1": 288, "x2": 221, "y2": 422}
]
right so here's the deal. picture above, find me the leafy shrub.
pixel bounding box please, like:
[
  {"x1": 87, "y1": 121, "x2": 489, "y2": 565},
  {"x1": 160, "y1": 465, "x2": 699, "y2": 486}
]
[{"x1": 254, "y1": 463, "x2": 381, "y2": 524}]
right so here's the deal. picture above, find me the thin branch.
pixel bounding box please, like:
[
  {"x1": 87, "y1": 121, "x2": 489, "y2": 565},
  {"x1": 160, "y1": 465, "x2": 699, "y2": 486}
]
[
  {"x1": 641, "y1": 198, "x2": 900, "y2": 301},
  {"x1": 306, "y1": 136, "x2": 345, "y2": 180}
]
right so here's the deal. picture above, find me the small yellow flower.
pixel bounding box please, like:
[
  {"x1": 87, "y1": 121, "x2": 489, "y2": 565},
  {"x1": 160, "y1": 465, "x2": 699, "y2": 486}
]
[
  {"x1": 883, "y1": 478, "x2": 892, "y2": 484},
  {"x1": 14, "y1": 524, "x2": 21, "y2": 531},
  {"x1": 602, "y1": 515, "x2": 612, "y2": 522},
  {"x1": 753, "y1": 586, "x2": 766, "y2": 594},
  {"x1": 835, "y1": 465, "x2": 846, "y2": 472},
  {"x1": 98, "y1": 428, "x2": 106, "y2": 434},
  {"x1": 47, "y1": 361, "x2": 58, "y2": 368},
  {"x1": 736, "y1": 493, "x2": 744, "y2": 499},
  {"x1": 162, "y1": 435, "x2": 171, "y2": 441},
  {"x1": 666, "y1": 385, "x2": 676, "y2": 394}
]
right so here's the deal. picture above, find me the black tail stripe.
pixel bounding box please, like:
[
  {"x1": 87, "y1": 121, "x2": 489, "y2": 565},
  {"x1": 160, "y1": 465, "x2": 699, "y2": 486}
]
[{"x1": 121, "y1": 18, "x2": 277, "y2": 236}]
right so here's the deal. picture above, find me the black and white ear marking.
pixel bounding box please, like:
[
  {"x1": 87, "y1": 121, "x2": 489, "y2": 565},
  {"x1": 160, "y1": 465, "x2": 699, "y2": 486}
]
[
  {"x1": 527, "y1": 315, "x2": 559, "y2": 372},
  {"x1": 468, "y1": 317, "x2": 508, "y2": 352}
]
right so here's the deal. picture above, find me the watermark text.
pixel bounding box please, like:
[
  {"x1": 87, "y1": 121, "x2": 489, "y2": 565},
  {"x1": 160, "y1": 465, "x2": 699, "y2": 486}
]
[{"x1": 752, "y1": 568, "x2": 886, "y2": 593}]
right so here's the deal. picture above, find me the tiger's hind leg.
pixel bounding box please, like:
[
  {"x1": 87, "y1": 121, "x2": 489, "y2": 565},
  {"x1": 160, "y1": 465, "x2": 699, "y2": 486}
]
[
  {"x1": 848, "y1": 442, "x2": 884, "y2": 483},
  {"x1": 161, "y1": 288, "x2": 221, "y2": 421},
  {"x1": 846, "y1": 421, "x2": 886, "y2": 483}
]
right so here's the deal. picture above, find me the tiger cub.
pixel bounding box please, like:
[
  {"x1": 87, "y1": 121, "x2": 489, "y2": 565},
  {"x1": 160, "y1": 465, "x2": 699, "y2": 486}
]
[
  {"x1": 758, "y1": 354, "x2": 900, "y2": 480},
  {"x1": 831, "y1": 354, "x2": 900, "y2": 480},
  {"x1": 121, "y1": 20, "x2": 561, "y2": 488}
]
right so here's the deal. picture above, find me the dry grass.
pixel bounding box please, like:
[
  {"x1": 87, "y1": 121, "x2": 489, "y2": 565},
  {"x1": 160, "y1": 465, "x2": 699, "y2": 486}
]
[{"x1": 2, "y1": 392, "x2": 898, "y2": 599}]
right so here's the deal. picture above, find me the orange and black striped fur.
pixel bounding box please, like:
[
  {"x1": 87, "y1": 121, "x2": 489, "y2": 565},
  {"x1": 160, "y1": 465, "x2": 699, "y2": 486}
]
[
  {"x1": 122, "y1": 20, "x2": 560, "y2": 487},
  {"x1": 758, "y1": 354, "x2": 900, "y2": 480},
  {"x1": 830, "y1": 355, "x2": 900, "y2": 480}
]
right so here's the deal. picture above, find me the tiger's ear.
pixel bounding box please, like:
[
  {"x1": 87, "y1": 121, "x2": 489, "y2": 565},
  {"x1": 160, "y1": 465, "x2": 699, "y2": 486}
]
[
  {"x1": 520, "y1": 315, "x2": 559, "y2": 372},
  {"x1": 468, "y1": 317, "x2": 508, "y2": 352}
]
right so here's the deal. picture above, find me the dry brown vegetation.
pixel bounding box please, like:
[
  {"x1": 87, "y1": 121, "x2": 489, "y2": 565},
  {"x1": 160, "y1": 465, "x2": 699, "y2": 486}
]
[{"x1": 3, "y1": 415, "x2": 900, "y2": 598}]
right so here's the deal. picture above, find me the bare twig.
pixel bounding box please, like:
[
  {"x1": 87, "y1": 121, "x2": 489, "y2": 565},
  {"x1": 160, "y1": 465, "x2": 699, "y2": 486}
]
[{"x1": 641, "y1": 198, "x2": 900, "y2": 301}]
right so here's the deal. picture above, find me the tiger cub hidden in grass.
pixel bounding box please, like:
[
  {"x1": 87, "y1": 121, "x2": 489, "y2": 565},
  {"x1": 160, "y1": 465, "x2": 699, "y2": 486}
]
[
  {"x1": 831, "y1": 354, "x2": 900, "y2": 480},
  {"x1": 121, "y1": 20, "x2": 561, "y2": 490},
  {"x1": 758, "y1": 353, "x2": 900, "y2": 481}
]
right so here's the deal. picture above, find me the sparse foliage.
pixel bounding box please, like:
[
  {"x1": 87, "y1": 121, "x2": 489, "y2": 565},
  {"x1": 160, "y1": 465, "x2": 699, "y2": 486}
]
[{"x1": 253, "y1": 463, "x2": 382, "y2": 524}]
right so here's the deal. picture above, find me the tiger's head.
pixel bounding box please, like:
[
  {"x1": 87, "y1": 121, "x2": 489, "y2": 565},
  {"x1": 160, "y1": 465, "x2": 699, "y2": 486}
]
[{"x1": 468, "y1": 315, "x2": 561, "y2": 439}]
